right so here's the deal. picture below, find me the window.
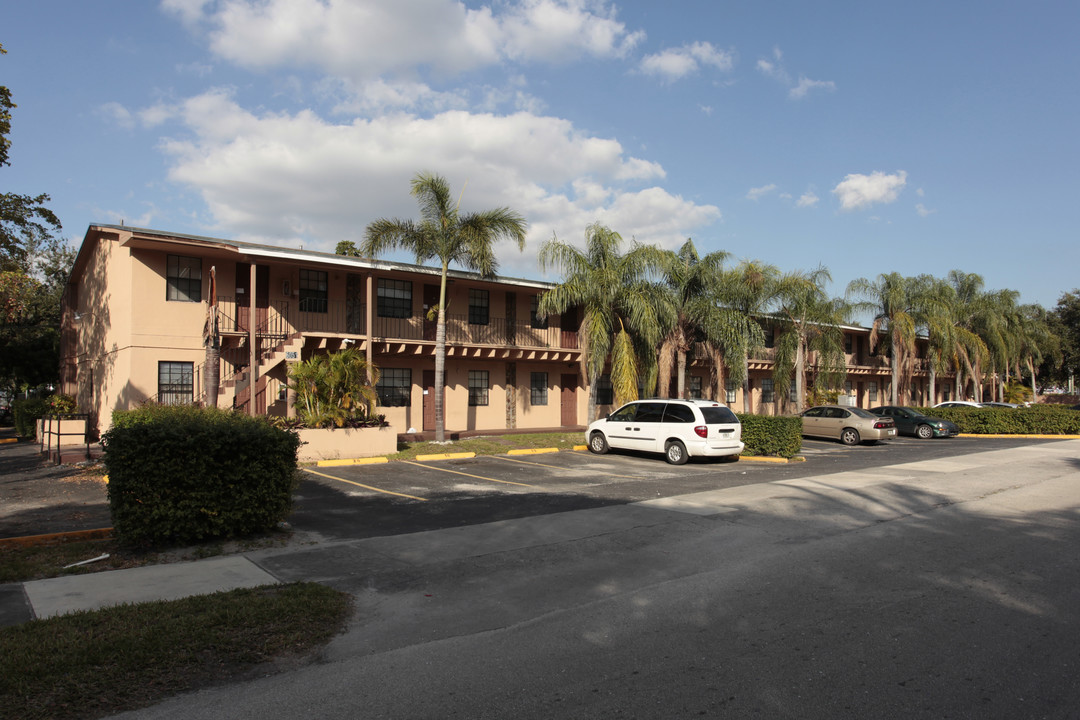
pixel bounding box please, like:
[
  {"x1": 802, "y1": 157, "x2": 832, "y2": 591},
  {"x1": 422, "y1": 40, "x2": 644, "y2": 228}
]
[
  {"x1": 596, "y1": 375, "x2": 614, "y2": 405},
  {"x1": 468, "y1": 289, "x2": 489, "y2": 325},
  {"x1": 688, "y1": 376, "x2": 703, "y2": 400},
  {"x1": 299, "y1": 269, "x2": 328, "y2": 313},
  {"x1": 845, "y1": 335, "x2": 853, "y2": 354},
  {"x1": 634, "y1": 403, "x2": 665, "y2": 422},
  {"x1": 844, "y1": 381, "x2": 853, "y2": 394},
  {"x1": 763, "y1": 326, "x2": 775, "y2": 349},
  {"x1": 662, "y1": 404, "x2": 695, "y2": 423},
  {"x1": 761, "y1": 378, "x2": 775, "y2": 403},
  {"x1": 869, "y1": 381, "x2": 878, "y2": 401},
  {"x1": 530, "y1": 295, "x2": 548, "y2": 329},
  {"x1": 158, "y1": 361, "x2": 193, "y2": 405},
  {"x1": 725, "y1": 380, "x2": 737, "y2": 404},
  {"x1": 377, "y1": 278, "x2": 412, "y2": 318},
  {"x1": 789, "y1": 383, "x2": 798, "y2": 402},
  {"x1": 377, "y1": 368, "x2": 411, "y2": 407},
  {"x1": 530, "y1": 372, "x2": 548, "y2": 405},
  {"x1": 469, "y1": 370, "x2": 489, "y2": 406},
  {"x1": 166, "y1": 255, "x2": 201, "y2": 302}
]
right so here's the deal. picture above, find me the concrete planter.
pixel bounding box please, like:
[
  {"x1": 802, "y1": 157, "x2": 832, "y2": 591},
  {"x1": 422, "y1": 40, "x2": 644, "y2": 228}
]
[
  {"x1": 296, "y1": 425, "x2": 397, "y2": 462},
  {"x1": 37, "y1": 417, "x2": 88, "y2": 446}
]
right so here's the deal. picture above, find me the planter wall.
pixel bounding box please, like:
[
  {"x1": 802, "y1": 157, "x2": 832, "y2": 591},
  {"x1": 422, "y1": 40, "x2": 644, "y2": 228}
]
[{"x1": 296, "y1": 425, "x2": 397, "y2": 462}]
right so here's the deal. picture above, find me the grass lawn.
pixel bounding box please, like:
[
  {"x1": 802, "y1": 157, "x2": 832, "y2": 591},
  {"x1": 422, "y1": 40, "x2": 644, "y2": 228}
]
[
  {"x1": 0, "y1": 582, "x2": 351, "y2": 720},
  {"x1": 388, "y1": 431, "x2": 584, "y2": 460}
]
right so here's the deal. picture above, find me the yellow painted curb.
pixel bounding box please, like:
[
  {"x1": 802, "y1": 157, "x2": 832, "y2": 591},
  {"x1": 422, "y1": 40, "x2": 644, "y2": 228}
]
[
  {"x1": 573, "y1": 445, "x2": 589, "y2": 451},
  {"x1": 0, "y1": 527, "x2": 114, "y2": 548},
  {"x1": 0, "y1": 438, "x2": 17, "y2": 444},
  {"x1": 317, "y1": 457, "x2": 390, "y2": 467},
  {"x1": 507, "y1": 447, "x2": 560, "y2": 455},
  {"x1": 415, "y1": 451, "x2": 477, "y2": 462},
  {"x1": 739, "y1": 455, "x2": 805, "y2": 464},
  {"x1": 957, "y1": 433, "x2": 1080, "y2": 439}
]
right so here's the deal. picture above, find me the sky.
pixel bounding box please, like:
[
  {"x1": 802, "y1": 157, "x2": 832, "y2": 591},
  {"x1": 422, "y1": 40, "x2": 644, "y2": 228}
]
[{"x1": 3, "y1": 0, "x2": 1079, "y2": 312}]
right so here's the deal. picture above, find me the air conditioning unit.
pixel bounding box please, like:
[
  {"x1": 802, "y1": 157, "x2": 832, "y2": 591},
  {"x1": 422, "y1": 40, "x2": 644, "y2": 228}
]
[{"x1": 837, "y1": 394, "x2": 856, "y2": 406}]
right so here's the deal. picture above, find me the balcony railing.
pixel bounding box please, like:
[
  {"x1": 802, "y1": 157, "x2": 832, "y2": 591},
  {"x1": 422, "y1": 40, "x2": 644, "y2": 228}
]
[{"x1": 213, "y1": 297, "x2": 574, "y2": 350}]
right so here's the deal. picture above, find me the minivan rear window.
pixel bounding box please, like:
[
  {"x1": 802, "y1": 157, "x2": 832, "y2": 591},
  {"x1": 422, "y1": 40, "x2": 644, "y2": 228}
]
[{"x1": 701, "y1": 406, "x2": 738, "y2": 424}]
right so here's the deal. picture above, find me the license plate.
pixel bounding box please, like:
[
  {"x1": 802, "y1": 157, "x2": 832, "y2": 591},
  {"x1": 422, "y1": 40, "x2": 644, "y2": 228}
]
[
  {"x1": 887, "y1": 429, "x2": 896, "y2": 436},
  {"x1": 719, "y1": 432, "x2": 732, "y2": 439}
]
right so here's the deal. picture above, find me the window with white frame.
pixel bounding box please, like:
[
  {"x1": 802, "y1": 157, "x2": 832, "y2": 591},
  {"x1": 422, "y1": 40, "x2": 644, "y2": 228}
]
[
  {"x1": 166, "y1": 255, "x2": 201, "y2": 302},
  {"x1": 158, "y1": 361, "x2": 194, "y2": 405},
  {"x1": 469, "y1": 370, "x2": 489, "y2": 406},
  {"x1": 530, "y1": 372, "x2": 548, "y2": 405},
  {"x1": 377, "y1": 368, "x2": 411, "y2": 407}
]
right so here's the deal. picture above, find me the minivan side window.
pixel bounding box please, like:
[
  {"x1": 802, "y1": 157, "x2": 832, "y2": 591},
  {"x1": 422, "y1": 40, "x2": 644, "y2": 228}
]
[
  {"x1": 634, "y1": 403, "x2": 665, "y2": 423},
  {"x1": 662, "y1": 404, "x2": 695, "y2": 423},
  {"x1": 608, "y1": 404, "x2": 637, "y2": 422}
]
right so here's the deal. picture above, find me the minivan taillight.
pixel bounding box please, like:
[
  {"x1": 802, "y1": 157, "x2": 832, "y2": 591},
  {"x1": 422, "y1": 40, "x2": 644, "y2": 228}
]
[{"x1": 694, "y1": 425, "x2": 708, "y2": 438}]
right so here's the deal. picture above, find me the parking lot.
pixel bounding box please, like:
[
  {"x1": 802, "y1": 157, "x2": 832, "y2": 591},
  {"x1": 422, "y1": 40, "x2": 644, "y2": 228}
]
[{"x1": 289, "y1": 433, "x2": 1063, "y2": 542}]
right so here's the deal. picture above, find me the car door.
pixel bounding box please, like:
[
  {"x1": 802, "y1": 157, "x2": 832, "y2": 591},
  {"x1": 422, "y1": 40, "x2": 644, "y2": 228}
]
[
  {"x1": 603, "y1": 403, "x2": 639, "y2": 450},
  {"x1": 801, "y1": 407, "x2": 827, "y2": 438},
  {"x1": 628, "y1": 402, "x2": 666, "y2": 452},
  {"x1": 823, "y1": 408, "x2": 849, "y2": 439},
  {"x1": 891, "y1": 407, "x2": 915, "y2": 435}
]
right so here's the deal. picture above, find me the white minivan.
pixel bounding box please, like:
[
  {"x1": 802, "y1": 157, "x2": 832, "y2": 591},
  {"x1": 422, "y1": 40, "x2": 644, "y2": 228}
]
[{"x1": 586, "y1": 398, "x2": 744, "y2": 465}]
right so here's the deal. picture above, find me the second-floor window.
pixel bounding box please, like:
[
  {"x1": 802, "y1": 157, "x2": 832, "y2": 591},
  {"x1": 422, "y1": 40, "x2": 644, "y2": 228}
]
[
  {"x1": 377, "y1": 278, "x2": 412, "y2": 318},
  {"x1": 845, "y1": 335, "x2": 853, "y2": 354},
  {"x1": 166, "y1": 255, "x2": 201, "y2": 302},
  {"x1": 469, "y1": 289, "x2": 489, "y2": 325},
  {"x1": 530, "y1": 295, "x2": 548, "y2": 329},
  {"x1": 299, "y1": 269, "x2": 328, "y2": 313}
]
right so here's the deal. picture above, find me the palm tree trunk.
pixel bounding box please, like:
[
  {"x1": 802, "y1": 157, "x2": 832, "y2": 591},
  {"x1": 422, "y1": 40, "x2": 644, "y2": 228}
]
[
  {"x1": 676, "y1": 350, "x2": 687, "y2": 399},
  {"x1": 890, "y1": 345, "x2": 900, "y2": 405},
  {"x1": 795, "y1": 341, "x2": 805, "y2": 410},
  {"x1": 435, "y1": 263, "x2": 449, "y2": 443},
  {"x1": 928, "y1": 365, "x2": 936, "y2": 406},
  {"x1": 742, "y1": 351, "x2": 751, "y2": 414},
  {"x1": 204, "y1": 346, "x2": 219, "y2": 408}
]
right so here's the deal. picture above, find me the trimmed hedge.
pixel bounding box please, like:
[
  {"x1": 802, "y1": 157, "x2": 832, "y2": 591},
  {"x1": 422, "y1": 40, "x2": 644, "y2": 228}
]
[
  {"x1": 737, "y1": 414, "x2": 803, "y2": 458},
  {"x1": 102, "y1": 405, "x2": 302, "y2": 547},
  {"x1": 914, "y1": 405, "x2": 1080, "y2": 435},
  {"x1": 12, "y1": 397, "x2": 49, "y2": 439}
]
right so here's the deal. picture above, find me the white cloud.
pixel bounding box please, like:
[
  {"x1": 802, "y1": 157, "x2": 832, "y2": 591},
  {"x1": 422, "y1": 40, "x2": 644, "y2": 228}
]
[
  {"x1": 164, "y1": 0, "x2": 644, "y2": 80},
  {"x1": 97, "y1": 102, "x2": 136, "y2": 130},
  {"x1": 640, "y1": 41, "x2": 734, "y2": 82},
  {"x1": 757, "y1": 47, "x2": 835, "y2": 99},
  {"x1": 916, "y1": 203, "x2": 936, "y2": 217},
  {"x1": 790, "y1": 76, "x2": 836, "y2": 99},
  {"x1": 832, "y1": 171, "x2": 908, "y2": 212},
  {"x1": 796, "y1": 191, "x2": 819, "y2": 208},
  {"x1": 154, "y1": 90, "x2": 717, "y2": 273},
  {"x1": 746, "y1": 183, "x2": 777, "y2": 201}
]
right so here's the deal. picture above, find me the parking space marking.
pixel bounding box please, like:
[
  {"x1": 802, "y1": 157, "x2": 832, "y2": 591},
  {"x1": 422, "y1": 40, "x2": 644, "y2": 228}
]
[
  {"x1": 490, "y1": 455, "x2": 570, "y2": 470},
  {"x1": 302, "y1": 468, "x2": 428, "y2": 501},
  {"x1": 401, "y1": 460, "x2": 536, "y2": 488}
]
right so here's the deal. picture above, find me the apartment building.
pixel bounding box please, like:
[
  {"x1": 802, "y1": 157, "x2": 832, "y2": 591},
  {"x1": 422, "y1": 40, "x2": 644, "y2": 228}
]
[{"x1": 59, "y1": 224, "x2": 950, "y2": 437}]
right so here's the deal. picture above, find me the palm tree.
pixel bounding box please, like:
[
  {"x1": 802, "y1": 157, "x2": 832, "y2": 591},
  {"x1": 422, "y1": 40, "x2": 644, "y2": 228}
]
[
  {"x1": 942, "y1": 270, "x2": 991, "y2": 401},
  {"x1": 846, "y1": 272, "x2": 924, "y2": 405},
  {"x1": 362, "y1": 172, "x2": 527, "y2": 442},
  {"x1": 289, "y1": 348, "x2": 380, "y2": 427},
  {"x1": 1012, "y1": 304, "x2": 1057, "y2": 399},
  {"x1": 772, "y1": 266, "x2": 848, "y2": 410},
  {"x1": 655, "y1": 239, "x2": 734, "y2": 399},
  {"x1": 716, "y1": 260, "x2": 784, "y2": 413},
  {"x1": 537, "y1": 223, "x2": 669, "y2": 423}
]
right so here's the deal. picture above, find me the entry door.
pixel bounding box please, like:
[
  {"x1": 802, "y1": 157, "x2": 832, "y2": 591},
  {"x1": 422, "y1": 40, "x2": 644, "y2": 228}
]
[
  {"x1": 235, "y1": 263, "x2": 270, "y2": 332},
  {"x1": 560, "y1": 374, "x2": 577, "y2": 426},
  {"x1": 423, "y1": 370, "x2": 437, "y2": 431},
  {"x1": 423, "y1": 285, "x2": 439, "y2": 341}
]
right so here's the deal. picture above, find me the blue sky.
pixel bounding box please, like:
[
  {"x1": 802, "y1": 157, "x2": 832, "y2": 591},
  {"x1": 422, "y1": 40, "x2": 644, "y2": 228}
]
[{"x1": 4, "y1": 0, "x2": 1078, "y2": 311}]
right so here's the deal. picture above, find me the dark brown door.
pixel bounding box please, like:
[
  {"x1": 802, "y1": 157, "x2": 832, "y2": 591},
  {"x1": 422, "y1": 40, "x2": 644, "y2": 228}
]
[
  {"x1": 561, "y1": 374, "x2": 578, "y2": 426},
  {"x1": 236, "y1": 263, "x2": 270, "y2": 332},
  {"x1": 423, "y1": 370, "x2": 436, "y2": 431},
  {"x1": 423, "y1": 284, "x2": 439, "y2": 341}
]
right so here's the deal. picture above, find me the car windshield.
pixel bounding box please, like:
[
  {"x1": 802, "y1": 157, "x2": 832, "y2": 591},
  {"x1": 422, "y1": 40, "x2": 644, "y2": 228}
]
[{"x1": 700, "y1": 406, "x2": 738, "y2": 424}]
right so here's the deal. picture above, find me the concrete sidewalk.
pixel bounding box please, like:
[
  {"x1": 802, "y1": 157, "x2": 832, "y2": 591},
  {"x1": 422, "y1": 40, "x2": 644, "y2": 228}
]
[{"x1": 4, "y1": 438, "x2": 1077, "y2": 628}]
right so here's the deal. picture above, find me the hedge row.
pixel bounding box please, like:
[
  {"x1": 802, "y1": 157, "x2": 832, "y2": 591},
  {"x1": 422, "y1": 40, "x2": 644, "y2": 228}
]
[
  {"x1": 102, "y1": 405, "x2": 301, "y2": 547},
  {"x1": 12, "y1": 398, "x2": 49, "y2": 439},
  {"x1": 914, "y1": 405, "x2": 1080, "y2": 435},
  {"x1": 737, "y1": 414, "x2": 802, "y2": 458}
]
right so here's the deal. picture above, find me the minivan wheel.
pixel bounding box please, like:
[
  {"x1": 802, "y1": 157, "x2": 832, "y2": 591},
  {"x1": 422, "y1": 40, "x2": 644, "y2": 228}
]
[
  {"x1": 589, "y1": 432, "x2": 609, "y2": 454},
  {"x1": 665, "y1": 440, "x2": 689, "y2": 465},
  {"x1": 840, "y1": 428, "x2": 861, "y2": 446},
  {"x1": 916, "y1": 424, "x2": 934, "y2": 439}
]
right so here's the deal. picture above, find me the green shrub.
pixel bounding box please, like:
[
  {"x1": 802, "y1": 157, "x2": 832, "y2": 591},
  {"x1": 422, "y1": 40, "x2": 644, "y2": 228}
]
[
  {"x1": 101, "y1": 405, "x2": 301, "y2": 547},
  {"x1": 12, "y1": 397, "x2": 49, "y2": 439},
  {"x1": 738, "y1": 414, "x2": 803, "y2": 458},
  {"x1": 915, "y1": 405, "x2": 1080, "y2": 435}
]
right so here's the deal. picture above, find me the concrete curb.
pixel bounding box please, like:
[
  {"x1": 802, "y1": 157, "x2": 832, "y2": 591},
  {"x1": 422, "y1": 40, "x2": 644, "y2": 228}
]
[
  {"x1": 0, "y1": 527, "x2": 113, "y2": 548},
  {"x1": 739, "y1": 455, "x2": 806, "y2": 463},
  {"x1": 507, "y1": 448, "x2": 560, "y2": 456},
  {"x1": 957, "y1": 433, "x2": 1080, "y2": 439},
  {"x1": 316, "y1": 457, "x2": 389, "y2": 467},
  {"x1": 414, "y1": 451, "x2": 477, "y2": 462},
  {"x1": 0, "y1": 438, "x2": 18, "y2": 444}
]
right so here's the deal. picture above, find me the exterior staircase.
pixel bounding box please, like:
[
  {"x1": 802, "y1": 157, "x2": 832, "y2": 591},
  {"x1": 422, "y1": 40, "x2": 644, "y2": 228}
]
[{"x1": 219, "y1": 333, "x2": 304, "y2": 412}]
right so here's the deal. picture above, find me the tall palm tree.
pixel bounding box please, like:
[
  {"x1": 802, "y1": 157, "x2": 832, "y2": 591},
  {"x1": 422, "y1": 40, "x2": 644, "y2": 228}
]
[
  {"x1": 1012, "y1": 304, "x2": 1056, "y2": 399},
  {"x1": 538, "y1": 223, "x2": 669, "y2": 423},
  {"x1": 362, "y1": 172, "x2": 527, "y2": 442},
  {"x1": 655, "y1": 239, "x2": 734, "y2": 399},
  {"x1": 942, "y1": 270, "x2": 991, "y2": 401},
  {"x1": 772, "y1": 266, "x2": 848, "y2": 410},
  {"x1": 716, "y1": 260, "x2": 784, "y2": 413},
  {"x1": 846, "y1": 272, "x2": 924, "y2": 405}
]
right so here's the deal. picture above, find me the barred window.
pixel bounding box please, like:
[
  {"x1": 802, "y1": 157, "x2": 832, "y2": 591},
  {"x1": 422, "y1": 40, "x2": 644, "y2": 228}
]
[
  {"x1": 530, "y1": 295, "x2": 548, "y2": 329},
  {"x1": 725, "y1": 379, "x2": 737, "y2": 404},
  {"x1": 688, "y1": 376, "x2": 703, "y2": 400},
  {"x1": 158, "y1": 361, "x2": 193, "y2": 405},
  {"x1": 761, "y1": 378, "x2": 775, "y2": 403},
  {"x1": 377, "y1": 278, "x2": 412, "y2": 318},
  {"x1": 469, "y1": 289, "x2": 489, "y2": 325},
  {"x1": 299, "y1": 269, "x2": 328, "y2": 313},
  {"x1": 789, "y1": 383, "x2": 798, "y2": 402},
  {"x1": 167, "y1": 255, "x2": 201, "y2": 302},
  {"x1": 869, "y1": 381, "x2": 879, "y2": 400},
  {"x1": 530, "y1": 372, "x2": 548, "y2": 405},
  {"x1": 376, "y1": 368, "x2": 411, "y2": 407},
  {"x1": 468, "y1": 370, "x2": 489, "y2": 406},
  {"x1": 596, "y1": 375, "x2": 613, "y2": 405}
]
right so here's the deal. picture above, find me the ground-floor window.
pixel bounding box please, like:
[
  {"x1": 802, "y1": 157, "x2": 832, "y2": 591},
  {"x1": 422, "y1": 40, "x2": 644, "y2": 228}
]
[
  {"x1": 158, "y1": 361, "x2": 194, "y2": 405},
  {"x1": 469, "y1": 370, "x2": 489, "y2": 406},
  {"x1": 377, "y1": 368, "x2": 411, "y2": 407},
  {"x1": 530, "y1": 372, "x2": 548, "y2": 405},
  {"x1": 789, "y1": 382, "x2": 798, "y2": 402},
  {"x1": 869, "y1": 381, "x2": 879, "y2": 401},
  {"x1": 596, "y1": 374, "x2": 613, "y2": 405},
  {"x1": 688, "y1": 376, "x2": 703, "y2": 399},
  {"x1": 725, "y1": 379, "x2": 737, "y2": 404},
  {"x1": 761, "y1": 378, "x2": 775, "y2": 403}
]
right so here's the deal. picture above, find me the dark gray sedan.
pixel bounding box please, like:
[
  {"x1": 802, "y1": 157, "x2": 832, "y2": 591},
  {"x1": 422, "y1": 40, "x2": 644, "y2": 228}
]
[{"x1": 870, "y1": 406, "x2": 960, "y2": 439}]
